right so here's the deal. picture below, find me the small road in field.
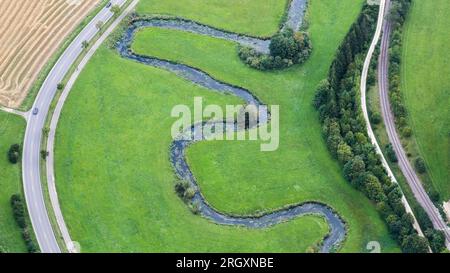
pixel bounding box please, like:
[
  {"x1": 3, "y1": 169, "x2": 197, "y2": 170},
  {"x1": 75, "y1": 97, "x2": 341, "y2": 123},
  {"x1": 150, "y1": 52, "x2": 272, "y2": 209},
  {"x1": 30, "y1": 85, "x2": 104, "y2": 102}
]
[
  {"x1": 0, "y1": 106, "x2": 28, "y2": 119},
  {"x1": 377, "y1": 0, "x2": 450, "y2": 247},
  {"x1": 22, "y1": 0, "x2": 128, "y2": 253}
]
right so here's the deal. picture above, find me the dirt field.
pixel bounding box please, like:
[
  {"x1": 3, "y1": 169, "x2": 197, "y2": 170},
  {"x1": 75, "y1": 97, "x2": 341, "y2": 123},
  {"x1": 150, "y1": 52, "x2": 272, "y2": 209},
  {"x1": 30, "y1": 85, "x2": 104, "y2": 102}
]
[{"x1": 0, "y1": 0, "x2": 100, "y2": 108}]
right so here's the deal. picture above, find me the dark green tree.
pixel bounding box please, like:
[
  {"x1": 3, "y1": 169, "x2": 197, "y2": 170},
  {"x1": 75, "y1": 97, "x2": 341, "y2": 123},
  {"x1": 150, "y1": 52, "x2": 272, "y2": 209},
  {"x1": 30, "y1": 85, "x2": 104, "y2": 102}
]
[
  {"x1": 401, "y1": 234, "x2": 429, "y2": 253},
  {"x1": 7, "y1": 144, "x2": 20, "y2": 164},
  {"x1": 363, "y1": 174, "x2": 385, "y2": 202},
  {"x1": 414, "y1": 157, "x2": 426, "y2": 173},
  {"x1": 337, "y1": 142, "x2": 353, "y2": 164},
  {"x1": 270, "y1": 29, "x2": 298, "y2": 59},
  {"x1": 425, "y1": 229, "x2": 445, "y2": 253},
  {"x1": 343, "y1": 155, "x2": 366, "y2": 185},
  {"x1": 385, "y1": 144, "x2": 397, "y2": 163}
]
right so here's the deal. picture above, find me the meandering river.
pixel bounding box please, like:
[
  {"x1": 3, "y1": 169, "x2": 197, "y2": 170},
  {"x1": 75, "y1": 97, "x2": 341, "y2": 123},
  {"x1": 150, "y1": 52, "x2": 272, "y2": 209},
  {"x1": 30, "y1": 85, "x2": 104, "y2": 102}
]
[{"x1": 117, "y1": 0, "x2": 346, "y2": 252}]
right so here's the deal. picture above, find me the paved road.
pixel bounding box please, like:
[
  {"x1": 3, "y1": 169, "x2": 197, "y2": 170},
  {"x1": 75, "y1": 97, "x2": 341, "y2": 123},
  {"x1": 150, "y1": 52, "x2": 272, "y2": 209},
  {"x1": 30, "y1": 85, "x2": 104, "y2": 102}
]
[
  {"x1": 359, "y1": 0, "x2": 424, "y2": 237},
  {"x1": 22, "y1": 0, "x2": 127, "y2": 253},
  {"x1": 378, "y1": 0, "x2": 450, "y2": 248}
]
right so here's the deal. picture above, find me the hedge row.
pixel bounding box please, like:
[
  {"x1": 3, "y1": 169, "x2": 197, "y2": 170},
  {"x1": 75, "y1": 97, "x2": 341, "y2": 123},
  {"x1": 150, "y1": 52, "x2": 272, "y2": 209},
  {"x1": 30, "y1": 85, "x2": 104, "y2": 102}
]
[
  {"x1": 387, "y1": 0, "x2": 411, "y2": 137},
  {"x1": 10, "y1": 194, "x2": 39, "y2": 253}
]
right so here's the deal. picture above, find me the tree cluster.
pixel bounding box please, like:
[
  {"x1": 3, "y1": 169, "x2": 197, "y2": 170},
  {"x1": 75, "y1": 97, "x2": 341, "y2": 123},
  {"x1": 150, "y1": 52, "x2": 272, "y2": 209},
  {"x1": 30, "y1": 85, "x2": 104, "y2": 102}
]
[
  {"x1": 385, "y1": 144, "x2": 397, "y2": 163},
  {"x1": 175, "y1": 180, "x2": 196, "y2": 202},
  {"x1": 174, "y1": 180, "x2": 200, "y2": 214},
  {"x1": 414, "y1": 157, "x2": 426, "y2": 174},
  {"x1": 412, "y1": 204, "x2": 447, "y2": 252},
  {"x1": 7, "y1": 144, "x2": 20, "y2": 164},
  {"x1": 313, "y1": 3, "x2": 430, "y2": 253},
  {"x1": 10, "y1": 194, "x2": 39, "y2": 253},
  {"x1": 238, "y1": 29, "x2": 312, "y2": 70}
]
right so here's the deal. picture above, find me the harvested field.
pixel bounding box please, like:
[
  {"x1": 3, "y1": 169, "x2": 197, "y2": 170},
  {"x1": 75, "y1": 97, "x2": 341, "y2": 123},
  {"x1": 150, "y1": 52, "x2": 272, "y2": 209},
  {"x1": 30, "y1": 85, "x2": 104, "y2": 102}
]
[{"x1": 0, "y1": 0, "x2": 100, "y2": 108}]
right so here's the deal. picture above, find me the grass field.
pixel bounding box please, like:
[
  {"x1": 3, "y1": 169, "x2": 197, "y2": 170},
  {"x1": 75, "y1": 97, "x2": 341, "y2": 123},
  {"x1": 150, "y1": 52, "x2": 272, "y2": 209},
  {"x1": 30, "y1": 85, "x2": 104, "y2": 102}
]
[
  {"x1": 401, "y1": 0, "x2": 450, "y2": 201},
  {"x1": 54, "y1": 0, "x2": 399, "y2": 252},
  {"x1": 367, "y1": 81, "x2": 431, "y2": 240},
  {"x1": 0, "y1": 112, "x2": 26, "y2": 252},
  {"x1": 136, "y1": 0, "x2": 286, "y2": 37},
  {"x1": 54, "y1": 47, "x2": 329, "y2": 252}
]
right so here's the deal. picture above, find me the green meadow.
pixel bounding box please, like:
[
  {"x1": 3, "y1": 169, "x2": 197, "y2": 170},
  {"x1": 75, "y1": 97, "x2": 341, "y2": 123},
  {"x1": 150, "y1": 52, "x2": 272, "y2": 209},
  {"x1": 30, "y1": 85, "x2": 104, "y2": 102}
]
[
  {"x1": 54, "y1": 0, "x2": 399, "y2": 252},
  {"x1": 0, "y1": 112, "x2": 26, "y2": 252},
  {"x1": 401, "y1": 0, "x2": 450, "y2": 201},
  {"x1": 136, "y1": 0, "x2": 286, "y2": 37}
]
